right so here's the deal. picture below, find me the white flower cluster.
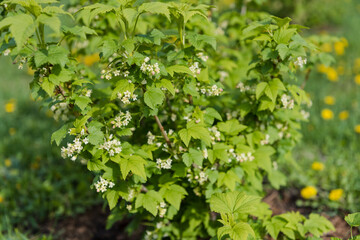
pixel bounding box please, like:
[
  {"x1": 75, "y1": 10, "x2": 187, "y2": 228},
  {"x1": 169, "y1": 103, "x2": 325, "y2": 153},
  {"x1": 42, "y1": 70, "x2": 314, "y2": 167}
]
[
  {"x1": 111, "y1": 111, "x2": 131, "y2": 128},
  {"x1": 189, "y1": 62, "x2": 201, "y2": 76},
  {"x1": 196, "y1": 52, "x2": 209, "y2": 62},
  {"x1": 157, "y1": 202, "x2": 167, "y2": 218},
  {"x1": 300, "y1": 110, "x2": 310, "y2": 120},
  {"x1": 276, "y1": 123, "x2": 291, "y2": 139},
  {"x1": 85, "y1": 89, "x2": 92, "y2": 97},
  {"x1": 294, "y1": 56, "x2": 307, "y2": 68},
  {"x1": 186, "y1": 169, "x2": 208, "y2": 185},
  {"x1": 140, "y1": 57, "x2": 160, "y2": 75},
  {"x1": 51, "y1": 100, "x2": 69, "y2": 121},
  {"x1": 196, "y1": 171, "x2": 208, "y2": 185},
  {"x1": 236, "y1": 82, "x2": 251, "y2": 92},
  {"x1": 17, "y1": 57, "x2": 26, "y2": 70},
  {"x1": 3, "y1": 49, "x2": 11, "y2": 56},
  {"x1": 260, "y1": 134, "x2": 270, "y2": 145},
  {"x1": 156, "y1": 158, "x2": 172, "y2": 169},
  {"x1": 201, "y1": 85, "x2": 223, "y2": 96},
  {"x1": 61, "y1": 131, "x2": 89, "y2": 161},
  {"x1": 117, "y1": 90, "x2": 137, "y2": 104},
  {"x1": 202, "y1": 148, "x2": 208, "y2": 159},
  {"x1": 281, "y1": 94, "x2": 294, "y2": 109},
  {"x1": 147, "y1": 131, "x2": 156, "y2": 144},
  {"x1": 99, "y1": 134, "x2": 122, "y2": 156},
  {"x1": 38, "y1": 67, "x2": 51, "y2": 78},
  {"x1": 209, "y1": 126, "x2": 221, "y2": 142},
  {"x1": 101, "y1": 67, "x2": 129, "y2": 80},
  {"x1": 229, "y1": 149, "x2": 255, "y2": 163},
  {"x1": 94, "y1": 176, "x2": 115, "y2": 193}
]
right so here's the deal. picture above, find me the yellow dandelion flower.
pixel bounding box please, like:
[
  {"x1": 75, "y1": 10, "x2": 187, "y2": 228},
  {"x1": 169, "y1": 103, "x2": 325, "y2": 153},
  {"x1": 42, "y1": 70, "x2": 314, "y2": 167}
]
[
  {"x1": 317, "y1": 64, "x2": 328, "y2": 73},
  {"x1": 4, "y1": 159, "x2": 11, "y2": 167},
  {"x1": 83, "y1": 53, "x2": 100, "y2": 67},
  {"x1": 311, "y1": 162, "x2": 324, "y2": 171},
  {"x1": 4, "y1": 99, "x2": 15, "y2": 113},
  {"x1": 0, "y1": 196, "x2": 3, "y2": 203},
  {"x1": 334, "y1": 41, "x2": 345, "y2": 55},
  {"x1": 321, "y1": 43, "x2": 332, "y2": 53},
  {"x1": 355, "y1": 125, "x2": 360, "y2": 133},
  {"x1": 329, "y1": 189, "x2": 343, "y2": 201},
  {"x1": 9, "y1": 128, "x2": 16, "y2": 136},
  {"x1": 326, "y1": 67, "x2": 338, "y2": 81},
  {"x1": 339, "y1": 111, "x2": 349, "y2": 120},
  {"x1": 324, "y1": 96, "x2": 335, "y2": 105},
  {"x1": 355, "y1": 75, "x2": 360, "y2": 85},
  {"x1": 301, "y1": 186, "x2": 317, "y2": 199},
  {"x1": 321, "y1": 109, "x2": 334, "y2": 120}
]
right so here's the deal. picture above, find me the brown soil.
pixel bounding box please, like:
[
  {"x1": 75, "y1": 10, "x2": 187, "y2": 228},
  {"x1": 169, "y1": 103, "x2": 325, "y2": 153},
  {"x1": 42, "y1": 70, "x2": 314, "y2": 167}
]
[
  {"x1": 39, "y1": 190, "x2": 357, "y2": 240},
  {"x1": 41, "y1": 206, "x2": 144, "y2": 240}
]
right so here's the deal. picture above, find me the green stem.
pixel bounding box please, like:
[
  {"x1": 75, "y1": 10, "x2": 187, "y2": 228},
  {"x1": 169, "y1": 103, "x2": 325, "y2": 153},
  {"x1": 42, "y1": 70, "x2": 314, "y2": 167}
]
[
  {"x1": 351, "y1": 226, "x2": 353, "y2": 239},
  {"x1": 35, "y1": 29, "x2": 42, "y2": 47},
  {"x1": 132, "y1": 13, "x2": 142, "y2": 37}
]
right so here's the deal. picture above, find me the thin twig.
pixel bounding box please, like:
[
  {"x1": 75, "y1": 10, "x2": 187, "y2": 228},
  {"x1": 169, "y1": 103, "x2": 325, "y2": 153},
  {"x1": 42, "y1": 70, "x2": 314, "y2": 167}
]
[
  {"x1": 301, "y1": 68, "x2": 312, "y2": 89},
  {"x1": 154, "y1": 115, "x2": 172, "y2": 148},
  {"x1": 57, "y1": 85, "x2": 67, "y2": 99}
]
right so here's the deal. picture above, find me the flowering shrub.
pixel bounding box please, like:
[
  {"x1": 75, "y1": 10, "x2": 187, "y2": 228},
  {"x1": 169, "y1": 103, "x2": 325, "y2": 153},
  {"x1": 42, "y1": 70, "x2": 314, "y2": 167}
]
[{"x1": 0, "y1": 0, "x2": 336, "y2": 239}]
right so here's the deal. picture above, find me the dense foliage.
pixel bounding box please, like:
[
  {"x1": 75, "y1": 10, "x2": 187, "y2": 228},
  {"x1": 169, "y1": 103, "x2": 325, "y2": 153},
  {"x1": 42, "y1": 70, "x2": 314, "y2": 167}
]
[{"x1": 0, "y1": 0, "x2": 342, "y2": 239}]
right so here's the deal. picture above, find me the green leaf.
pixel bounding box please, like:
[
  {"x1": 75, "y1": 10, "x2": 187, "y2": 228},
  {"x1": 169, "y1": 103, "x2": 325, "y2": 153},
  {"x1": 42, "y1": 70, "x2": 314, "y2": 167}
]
[
  {"x1": 187, "y1": 32, "x2": 216, "y2": 50},
  {"x1": 166, "y1": 65, "x2": 193, "y2": 77},
  {"x1": 256, "y1": 82, "x2": 267, "y2": 100},
  {"x1": 158, "y1": 79, "x2": 175, "y2": 96},
  {"x1": 48, "y1": 66, "x2": 72, "y2": 84},
  {"x1": 138, "y1": 2, "x2": 170, "y2": 21},
  {"x1": 273, "y1": 27, "x2": 297, "y2": 44},
  {"x1": 268, "y1": 170, "x2": 287, "y2": 189},
  {"x1": 0, "y1": 14, "x2": 35, "y2": 48},
  {"x1": 37, "y1": 14, "x2": 61, "y2": 34},
  {"x1": 106, "y1": 190, "x2": 119, "y2": 210},
  {"x1": 217, "y1": 170, "x2": 241, "y2": 191},
  {"x1": 77, "y1": 3, "x2": 116, "y2": 26},
  {"x1": 276, "y1": 44, "x2": 289, "y2": 60},
  {"x1": 62, "y1": 25, "x2": 97, "y2": 40},
  {"x1": 218, "y1": 119, "x2": 247, "y2": 135},
  {"x1": 101, "y1": 39, "x2": 118, "y2": 59},
  {"x1": 135, "y1": 190, "x2": 163, "y2": 216},
  {"x1": 34, "y1": 45, "x2": 69, "y2": 67},
  {"x1": 144, "y1": 87, "x2": 165, "y2": 109},
  {"x1": 218, "y1": 222, "x2": 255, "y2": 240},
  {"x1": 87, "y1": 121, "x2": 104, "y2": 145},
  {"x1": 41, "y1": 78, "x2": 55, "y2": 96},
  {"x1": 163, "y1": 184, "x2": 187, "y2": 210},
  {"x1": 179, "y1": 128, "x2": 191, "y2": 147},
  {"x1": 118, "y1": 155, "x2": 147, "y2": 180},
  {"x1": 345, "y1": 213, "x2": 360, "y2": 227},
  {"x1": 210, "y1": 191, "x2": 260, "y2": 214},
  {"x1": 304, "y1": 214, "x2": 335, "y2": 237},
  {"x1": 75, "y1": 96, "x2": 91, "y2": 111},
  {"x1": 51, "y1": 124, "x2": 68, "y2": 145},
  {"x1": 182, "y1": 148, "x2": 203, "y2": 167},
  {"x1": 187, "y1": 121, "x2": 211, "y2": 146}
]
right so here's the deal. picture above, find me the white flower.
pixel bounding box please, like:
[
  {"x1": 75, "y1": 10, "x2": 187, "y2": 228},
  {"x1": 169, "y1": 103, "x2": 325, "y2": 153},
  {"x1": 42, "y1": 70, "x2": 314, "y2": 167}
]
[
  {"x1": 3, "y1": 49, "x2": 10, "y2": 56},
  {"x1": 94, "y1": 176, "x2": 115, "y2": 193},
  {"x1": 294, "y1": 56, "x2": 307, "y2": 68},
  {"x1": 156, "y1": 158, "x2": 172, "y2": 169},
  {"x1": 281, "y1": 94, "x2": 294, "y2": 109},
  {"x1": 260, "y1": 134, "x2": 270, "y2": 145},
  {"x1": 85, "y1": 89, "x2": 92, "y2": 97}
]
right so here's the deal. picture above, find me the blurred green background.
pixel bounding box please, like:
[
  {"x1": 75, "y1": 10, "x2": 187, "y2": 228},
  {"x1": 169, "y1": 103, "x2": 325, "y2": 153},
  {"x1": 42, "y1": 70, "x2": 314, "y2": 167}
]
[{"x1": 1, "y1": 0, "x2": 360, "y2": 239}]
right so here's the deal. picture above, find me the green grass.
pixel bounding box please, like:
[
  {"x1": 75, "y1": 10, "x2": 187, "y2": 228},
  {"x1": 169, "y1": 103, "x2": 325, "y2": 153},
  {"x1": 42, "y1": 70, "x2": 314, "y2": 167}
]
[{"x1": 0, "y1": 56, "x2": 101, "y2": 233}]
